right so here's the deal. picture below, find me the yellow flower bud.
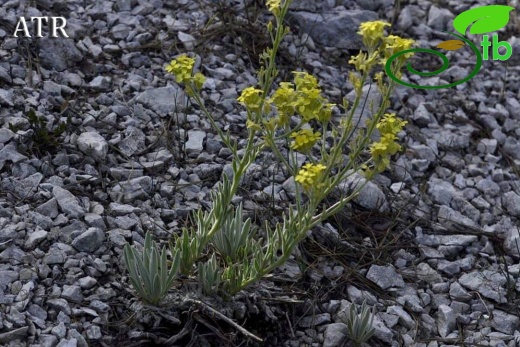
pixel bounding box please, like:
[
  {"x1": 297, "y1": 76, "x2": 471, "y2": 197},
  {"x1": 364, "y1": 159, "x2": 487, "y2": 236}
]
[
  {"x1": 246, "y1": 120, "x2": 262, "y2": 131},
  {"x1": 266, "y1": 0, "x2": 281, "y2": 15}
]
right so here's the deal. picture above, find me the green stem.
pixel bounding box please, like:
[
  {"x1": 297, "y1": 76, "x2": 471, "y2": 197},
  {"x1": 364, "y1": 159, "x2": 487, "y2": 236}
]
[
  {"x1": 327, "y1": 72, "x2": 369, "y2": 171},
  {"x1": 205, "y1": 129, "x2": 257, "y2": 241},
  {"x1": 185, "y1": 0, "x2": 295, "y2": 266},
  {"x1": 238, "y1": 76, "x2": 400, "y2": 292},
  {"x1": 190, "y1": 87, "x2": 238, "y2": 159}
]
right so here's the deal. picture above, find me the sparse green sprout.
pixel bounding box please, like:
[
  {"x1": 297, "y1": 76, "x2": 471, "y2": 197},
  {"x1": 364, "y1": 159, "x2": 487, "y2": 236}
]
[
  {"x1": 8, "y1": 108, "x2": 71, "y2": 157},
  {"x1": 342, "y1": 300, "x2": 376, "y2": 346},
  {"x1": 212, "y1": 203, "x2": 256, "y2": 263},
  {"x1": 123, "y1": 231, "x2": 181, "y2": 305},
  {"x1": 174, "y1": 209, "x2": 208, "y2": 275},
  {"x1": 197, "y1": 253, "x2": 222, "y2": 295}
]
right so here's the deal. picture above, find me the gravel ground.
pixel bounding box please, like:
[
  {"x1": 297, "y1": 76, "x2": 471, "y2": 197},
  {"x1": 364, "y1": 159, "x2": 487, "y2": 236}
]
[{"x1": 2, "y1": 0, "x2": 520, "y2": 346}]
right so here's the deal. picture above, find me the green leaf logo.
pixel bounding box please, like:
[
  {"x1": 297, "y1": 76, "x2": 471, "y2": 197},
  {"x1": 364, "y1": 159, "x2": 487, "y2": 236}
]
[{"x1": 453, "y1": 5, "x2": 514, "y2": 35}]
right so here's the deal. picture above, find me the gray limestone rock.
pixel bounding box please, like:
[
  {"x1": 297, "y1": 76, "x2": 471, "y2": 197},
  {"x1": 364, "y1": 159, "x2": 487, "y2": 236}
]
[
  {"x1": 287, "y1": 10, "x2": 378, "y2": 50},
  {"x1": 428, "y1": 178, "x2": 459, "y2": 205},
  {"x1": 53, "y1": 186, "x2": 86, "y2": 218},
  {"x1": 366, "y1": 265, "x2": 405, "y2": 289},
  {"x1": 185, "y1": 130, "x2": 206, "y2": 155},
  {"x1": 323, "y1": 323, "x2": 349, "y2": 347},
  {"x1": 335, "y1": 172, "x2": 389, "y2": 212},
  {"x1": 38, "y1": 38, "x2": 84, "y2": 72},
  {"x1": 118, "y1": 126, "x2": 146, "y2": 157},
  {"x1": 0, "y1": 142, "x2": 27, "y2": 170},
  {"x1": 502, "y1": 191, "x2": 520, "y2": 217},
  {"x1": 135, "y1": 85, "x2": 187, "y2": 116},
  {"x1": 459, "y1": 270, "x2": 507, "y2": 303},
  {"x1": 71, "y1": 228, "x2": 105, "y2": 253},
  {"x1": 436, "y1": 304, "x2": 456, "y2": 338},
  {"x1": 77, "y1": 132, "x2": 108, "y2": 161},
  {"x1": 491, "y1": 310, "x2": 520, "y2": 334}
]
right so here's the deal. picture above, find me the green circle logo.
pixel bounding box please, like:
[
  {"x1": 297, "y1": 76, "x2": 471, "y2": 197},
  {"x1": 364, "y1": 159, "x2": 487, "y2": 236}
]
[
  {"x1": 384, "y1": 5, "x2": 513, "y2": 89},
  {"x1": 384, "y1": 32, "x2": 482, "y2": 90}
]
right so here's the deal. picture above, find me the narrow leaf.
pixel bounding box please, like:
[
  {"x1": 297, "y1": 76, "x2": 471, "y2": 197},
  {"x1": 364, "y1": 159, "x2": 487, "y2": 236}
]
[{"x1": 160, "y1": 250, "x2": 168, "y2": 289}]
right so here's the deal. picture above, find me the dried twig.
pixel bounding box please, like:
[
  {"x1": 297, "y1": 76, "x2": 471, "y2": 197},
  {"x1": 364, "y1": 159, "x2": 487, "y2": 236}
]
[
  {"x1": 162, "y1": 317, "x2": 194, "y2": 345},
  {"x1": 184, "y1": 298, "x2": 263, "y2": 343},
  {"x1": 285, "y1": 311, "x2": 296, "y2": 339}
]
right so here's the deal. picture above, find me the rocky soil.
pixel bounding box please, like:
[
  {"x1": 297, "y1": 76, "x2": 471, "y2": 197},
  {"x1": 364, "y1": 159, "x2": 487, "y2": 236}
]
[{"x1": 1, "y1": 0, "x2": 520, "y2": 346}]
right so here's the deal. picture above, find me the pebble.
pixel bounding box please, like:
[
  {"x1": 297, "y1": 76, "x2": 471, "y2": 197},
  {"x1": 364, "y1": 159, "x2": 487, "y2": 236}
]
[
  {"x1": 366, "y1": 265, "x2": 405, "y2": 289},
  {"x1": 71, "y1": 228, "x2": 105, "y2": 253},
  {"x1": 52, "y1": 186, "x2": 87, "y2": 219},
  {"x1": 185, "y1": 130, "x2": 206, "y2": 155},
  {"x1": 134, "y1": 85, "x2": 187, "y2": 116},
  {"x1": 77, "y1": 132, "x2": 109, "y2": 161}
]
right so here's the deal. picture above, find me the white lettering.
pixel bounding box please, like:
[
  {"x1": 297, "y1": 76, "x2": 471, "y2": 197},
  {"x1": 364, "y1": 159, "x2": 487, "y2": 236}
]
[
  {"x1": 31, "y1": 16, "x2": 48, "y2": 37},
  {"x1": 12, "y1": 17, "x2": 69, "y2": 38},
  {"x1": 13, "y1": 17, "x2": 30, "y2": 38},
  {"x1": 51, "y1": 17, "x2": 68, "y2": 38}
]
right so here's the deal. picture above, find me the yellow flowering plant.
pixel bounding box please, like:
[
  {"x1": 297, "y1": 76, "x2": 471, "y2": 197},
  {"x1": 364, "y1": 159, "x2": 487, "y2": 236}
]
[
  {"x1": 165, "y1": 55, "x2": 206, "y2": 97},
  {"x1": 123, "y1": 0, "x2": 412, "y2": 305}
]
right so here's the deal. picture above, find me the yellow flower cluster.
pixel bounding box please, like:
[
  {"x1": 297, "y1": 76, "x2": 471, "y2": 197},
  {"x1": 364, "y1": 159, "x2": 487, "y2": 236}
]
[
  {"x1": 166, "y1": 55, "x2": 194, "y2": 83},
  {"x1": 234, "y1": 70, "x2": 336, "y2": 193},
  {"x1": 192, "y1": 72, "x2": 206, "y2": 90},
  {"x1": 165, "y1": 55, "x2": 206, "y2": 94},
  {"x1": 237, "y1": 87, "x2": 263, "y2": 113},
  {"x1": 377, "y1": 112, "x2": 408, "y2": 134},
  {"x1": 349, "y1": 21, "x2": 415, "y2": 73},
  {"x1": 349, "y1": 71, "x2": 363, "y2": 96},
  {"x1": 238, "y1": 71, "x2": 333, "y2": 135},
  {"x1": 295, "y1": 163, "x2": 327, "y2": 192},
  {"x1": 293, "y1": 71, "x2": 318, "y2": 91},
  {"x1": 290, "y1": 129, "x2": 321, "y2": 153},
  {"x1": 380, "y1": 35, "x2": 415, "y2": 65},
  {"x1": 266, "y1": 0, "x2": 281, "y2": 13},
  {"x1": 348, "y1": 51, "x2": 379, "y2": 74},
  {"x1": 269, "y1": 82, "x2": 297, "y2": 124},
  {"x1": 318, "y1": 102, "x2": 333, "y2": 123},
  {"x1": 358, "y1": 20, "x2": 390, "y2": 50},
  {"x1": 272, "y1": 72, "x2": 333, "y2": 123},
  {"x1": 238, "y1": 71, "x2": 333, "y2": 138},
  {"x1": 369, "y1": 113, "x2": 407, "y2": 173}
]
